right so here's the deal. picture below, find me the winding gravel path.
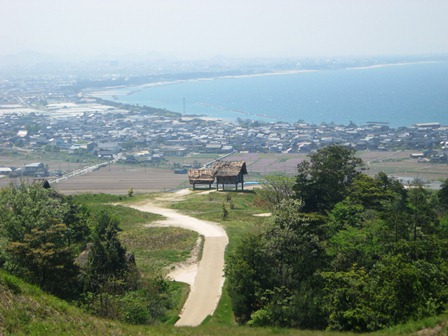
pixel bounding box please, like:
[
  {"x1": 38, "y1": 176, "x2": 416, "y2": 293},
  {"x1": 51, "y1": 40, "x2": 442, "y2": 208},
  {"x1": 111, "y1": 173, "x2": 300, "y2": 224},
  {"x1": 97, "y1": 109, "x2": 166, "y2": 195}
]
[{"x1": 129, "y1": 196, "x2": 228, "y2": 327}]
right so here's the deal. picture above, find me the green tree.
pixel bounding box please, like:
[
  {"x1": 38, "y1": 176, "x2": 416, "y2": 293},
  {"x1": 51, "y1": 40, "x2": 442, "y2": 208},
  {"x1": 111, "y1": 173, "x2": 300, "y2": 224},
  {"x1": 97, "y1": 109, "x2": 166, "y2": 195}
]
[
  {"x1": 6, "y1": 220, "x2": 80, "y2": 297},
  {"x1": 366, "y1": 256, "x2": 447, "y2": 329},
  {"x1": 85, "y1": 210, "x2": 128, "y2": 286},
  {"x1": 407, "y1": 186, "x2": 438, "y2": 243},
  {"x1": 226, "y1": 233, "x2": 273, "y2": 323},
  {"x1": 0, "y1": 183, "x2": 86, "y2": 298},
  {"x1": 294, "y1": 145, "x2": 363, "y2": 213},
  {"x1": 78, "y1": 210, "x2": 130, "y2": 318},
  {"x1": 348, "y1": 173, "x2": 405, "y2": 211},
  {"x1": 326, "y1": 197, "x2": 366, "y2": 235},
  {"x1": 326, "y1": 199, "x2": 381, "y2": 271},
  {"x1": 438, "y1": 178, "x2": 448, "y2": 211},
  {"x1": 322, "y1": 267, "x2": 374, "y2": 332},
  {"x1": 250, "y1": 199, "x2": 327, "y2": 328},
  {"x1": 257, "y1": 174, "x2": 295, "y2": 209},
  {"x1": 265, "y1": 199, "x2": 326, "y2": 287}
]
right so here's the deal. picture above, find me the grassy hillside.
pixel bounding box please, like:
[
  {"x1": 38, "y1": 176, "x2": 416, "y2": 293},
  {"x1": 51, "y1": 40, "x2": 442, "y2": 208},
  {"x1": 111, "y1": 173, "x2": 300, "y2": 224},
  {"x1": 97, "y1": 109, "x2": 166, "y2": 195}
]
[
  {"x1": 0, "y1": 270, "x2": 147, "y2": 335},
  {"x1": 2, "y1": 260, "x2": 448, "y2": 336},
  {"x1": 1, "y1": 190, "x2": 448, "y2": 335}
]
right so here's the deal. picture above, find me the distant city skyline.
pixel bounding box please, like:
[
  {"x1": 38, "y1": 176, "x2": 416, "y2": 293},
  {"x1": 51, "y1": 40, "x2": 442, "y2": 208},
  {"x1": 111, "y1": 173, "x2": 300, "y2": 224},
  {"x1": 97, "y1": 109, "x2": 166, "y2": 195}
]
[{"x1": 1, "y1": 0, "x2": 448, "y2": 60}]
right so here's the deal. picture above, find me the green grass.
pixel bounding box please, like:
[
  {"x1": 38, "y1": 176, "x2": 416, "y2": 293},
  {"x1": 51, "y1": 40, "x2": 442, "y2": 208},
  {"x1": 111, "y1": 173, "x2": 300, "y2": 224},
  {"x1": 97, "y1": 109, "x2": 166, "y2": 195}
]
[
  {"x1": 371, "y1": 314, "x2": 448, "y2": 335},
  {"x1": 72, "y1": 193, "x2": 128, "y2": 204},
  {"x1": 0, "y1": 270, "x2": 146, "y2": 335},
  {"x1": 2, "y1": 190, "x2": 448, "y2": 335},
  {"x1": 164, "y1": 281, "x2": 189, "y2": 326},
  {"x1": 206, "y1": 281, "x2": 236, "y2": 326},
  {"x1": 169, "y1": 190, "x2": 272, "y2": 253},
  {"x1": 69, "y1": 195, "x2": 199, "y2": 324},
  {"x1": 2, "y1": 270, "x2": 356, "y2": 335},
  {"x1": 72, "y1": 197, "x2": 198, "y2": 279},
  {"x1": 125, "y1": 228, "x2": 196, "y2": 274},
  {"x1": 2, "y1": 270, "x2": 369, "y2": 335},
  {"x1": 71, "y1": 192, "x2": 155, "y2": 204}
]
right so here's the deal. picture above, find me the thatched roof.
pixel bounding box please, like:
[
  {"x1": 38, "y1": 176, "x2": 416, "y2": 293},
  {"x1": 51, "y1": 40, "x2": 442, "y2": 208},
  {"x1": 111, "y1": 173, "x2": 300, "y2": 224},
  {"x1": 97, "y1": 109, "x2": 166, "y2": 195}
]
[
  {"x1": 188, "y1": 161, "x2": 247, "y2": 185},
  {"x1": 188, "y1": 168, "x2": 215, "y2": 184},
  {"x1": 212, "y1": 161, "x2": 247, "y2": 177}
]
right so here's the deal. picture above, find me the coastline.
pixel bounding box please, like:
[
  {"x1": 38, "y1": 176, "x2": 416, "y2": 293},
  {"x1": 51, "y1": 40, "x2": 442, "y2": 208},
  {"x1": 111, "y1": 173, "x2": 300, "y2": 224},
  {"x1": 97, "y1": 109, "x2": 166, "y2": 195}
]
[
  {"x1": 346, "y1": 60, "x2": 441, "y2": 71},
  {"x1": 84, "y1": 60, "x2": 448, "y2": 127},
  {"x1": 87, "y1": 60, "x2": 440, "y2": 99},
  {"x1": 87, "y1": 69, "x2": 320, "y2": 98}
]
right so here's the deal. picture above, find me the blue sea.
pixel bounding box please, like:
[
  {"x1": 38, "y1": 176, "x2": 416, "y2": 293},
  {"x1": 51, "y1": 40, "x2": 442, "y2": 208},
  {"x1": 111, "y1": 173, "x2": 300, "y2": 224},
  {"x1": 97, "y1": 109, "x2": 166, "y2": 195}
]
[{"x1": 95, "y1": 61, "x2": 448, "y2": 128}]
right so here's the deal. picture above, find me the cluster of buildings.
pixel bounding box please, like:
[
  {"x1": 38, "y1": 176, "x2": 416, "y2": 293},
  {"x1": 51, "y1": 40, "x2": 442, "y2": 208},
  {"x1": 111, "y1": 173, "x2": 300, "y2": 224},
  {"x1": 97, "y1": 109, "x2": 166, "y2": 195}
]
[
  {"x1": 1, "y1": 62, "x2": 448, "y2": 179},
  {"x1": 1, "y1": 101, "x2": 448, "y2": 171}
]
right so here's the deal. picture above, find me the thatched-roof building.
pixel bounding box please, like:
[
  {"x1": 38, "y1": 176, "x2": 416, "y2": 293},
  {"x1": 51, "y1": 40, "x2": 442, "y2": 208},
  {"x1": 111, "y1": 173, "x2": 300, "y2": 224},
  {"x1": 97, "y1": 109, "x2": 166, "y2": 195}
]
[
  {"x1": 188, "y1": 168, "x2": 215, "y2": 189},
  {"x1": 188, "y1": 160, "x2": 248, "y2": 190},
  {"x1": 213, "y1": 161, "x2": 247, "y2": 190}
]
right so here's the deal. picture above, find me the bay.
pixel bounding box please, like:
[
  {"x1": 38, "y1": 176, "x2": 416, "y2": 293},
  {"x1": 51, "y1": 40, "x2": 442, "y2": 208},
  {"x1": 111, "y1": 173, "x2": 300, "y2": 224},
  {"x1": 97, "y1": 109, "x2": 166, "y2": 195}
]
[{"x1": 94, "y1": 61, "x2": 448, "y2": 128}]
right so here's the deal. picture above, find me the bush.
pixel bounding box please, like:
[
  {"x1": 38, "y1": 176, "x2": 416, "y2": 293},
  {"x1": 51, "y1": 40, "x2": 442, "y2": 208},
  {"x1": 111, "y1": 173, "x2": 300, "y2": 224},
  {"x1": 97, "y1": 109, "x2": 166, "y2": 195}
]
[
  {"x1": 248, "y1": 308, "x2": 272, "y2": 327},
  {"x1": 121, "y1": 291, "x2": 150, "y2": 324},
  {"x1": 1, "y1": 273, "x2": 22, "y2": 294},
  {"x1": 221, "y1": 203, "x2": 229, "y2": 220}
]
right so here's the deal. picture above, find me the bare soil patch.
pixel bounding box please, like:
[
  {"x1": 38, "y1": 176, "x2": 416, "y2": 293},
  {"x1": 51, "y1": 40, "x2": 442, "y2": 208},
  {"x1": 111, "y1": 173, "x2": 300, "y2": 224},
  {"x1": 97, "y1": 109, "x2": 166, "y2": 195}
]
[
  {"x1": 53, "y1": 165, "x2": 188, "y2": 195},
  {"x1": 253, "y1": 213, "x2": 272, "y2": 217},
  {"x1": 0, "y1": 165, "x2": 189, "y2": 195},
  {"x1": 227, "y1": 152, "x2": 307, "y2": 175}
]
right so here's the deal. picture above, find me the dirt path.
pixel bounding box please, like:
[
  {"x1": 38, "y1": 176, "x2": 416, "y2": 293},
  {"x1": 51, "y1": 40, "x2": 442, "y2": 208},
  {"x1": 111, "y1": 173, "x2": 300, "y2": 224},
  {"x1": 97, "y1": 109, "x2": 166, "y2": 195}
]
[{"x1": 128, "y1": 191, "x2": 228, "y2": 327}]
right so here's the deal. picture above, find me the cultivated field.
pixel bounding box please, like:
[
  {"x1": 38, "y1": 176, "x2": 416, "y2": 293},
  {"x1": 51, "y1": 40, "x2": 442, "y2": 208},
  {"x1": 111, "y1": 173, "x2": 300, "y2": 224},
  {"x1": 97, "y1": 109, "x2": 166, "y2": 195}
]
[
  {"x1": 225, "y1": 151, "x2": 448, "y2": 182},
  {"x1": 0, "y1": 164, "x2": 189, "y2": 195},
  {"x1": 52, "y1": 165, "x2": 189, "y2": 195},
  {"x1": 1, "y1": 150, "x2": 447, "y2": 194}
]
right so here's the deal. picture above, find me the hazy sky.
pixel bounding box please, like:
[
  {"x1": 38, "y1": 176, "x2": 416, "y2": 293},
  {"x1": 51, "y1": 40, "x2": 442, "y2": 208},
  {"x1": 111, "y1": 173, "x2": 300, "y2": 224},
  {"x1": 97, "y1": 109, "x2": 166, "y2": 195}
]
[{"x1": 1, "y1": 0, "x2": 447, "y2": 59}]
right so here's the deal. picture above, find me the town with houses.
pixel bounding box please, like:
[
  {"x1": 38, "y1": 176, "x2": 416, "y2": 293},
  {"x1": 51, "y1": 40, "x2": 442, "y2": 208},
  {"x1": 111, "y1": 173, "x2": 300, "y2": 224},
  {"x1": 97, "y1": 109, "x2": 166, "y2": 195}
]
[{"x1": 0, "y1": 66, "x2": 448, "y2": 180}]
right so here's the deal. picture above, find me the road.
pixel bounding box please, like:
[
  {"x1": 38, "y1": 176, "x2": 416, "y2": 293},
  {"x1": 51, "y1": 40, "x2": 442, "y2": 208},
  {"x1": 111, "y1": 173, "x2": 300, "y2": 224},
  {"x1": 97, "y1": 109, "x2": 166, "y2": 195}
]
[
  {"x1": 48, "y1": 154, "x2": 122, "y2": 185},
  {"x1": 128, "y1": 193, "x2": 228, "y2": 327}
]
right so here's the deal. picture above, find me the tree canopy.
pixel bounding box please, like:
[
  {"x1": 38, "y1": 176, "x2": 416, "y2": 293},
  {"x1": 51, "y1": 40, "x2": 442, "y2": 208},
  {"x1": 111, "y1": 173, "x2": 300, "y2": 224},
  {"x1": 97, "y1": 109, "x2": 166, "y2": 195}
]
[
  {"x1": 294, "y1": 145, "x2": 363, "y2": 213},
  {"x1": 0, "y1": 182, "x2": 171, "y2": 323},
  {"x1": 227, "y1": 145, "x2": 448, "y2": 331}
]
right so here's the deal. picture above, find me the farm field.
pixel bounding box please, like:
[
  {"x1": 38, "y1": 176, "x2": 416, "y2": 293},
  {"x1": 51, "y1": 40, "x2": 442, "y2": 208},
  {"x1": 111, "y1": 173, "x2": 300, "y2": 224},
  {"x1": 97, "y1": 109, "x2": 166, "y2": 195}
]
[
  {"x1": 0, "y1": 150, "x2": 447, "y2": 194},
  {"x1": 52, "y1": 164, "x2": 190, "y2": 195},
  {"x1": 0, "y1": 163, "x2": 189, "y2": 195},
  {"x1": 225, "y1": 151, "x2": 448, "y2": 182}
]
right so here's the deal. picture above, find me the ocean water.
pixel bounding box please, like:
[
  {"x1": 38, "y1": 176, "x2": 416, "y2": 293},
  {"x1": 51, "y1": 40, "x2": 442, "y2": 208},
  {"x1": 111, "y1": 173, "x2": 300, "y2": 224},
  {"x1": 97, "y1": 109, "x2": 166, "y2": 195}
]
[{"x1": 96, "y1": 61, "x2": 448, "y2": 128}]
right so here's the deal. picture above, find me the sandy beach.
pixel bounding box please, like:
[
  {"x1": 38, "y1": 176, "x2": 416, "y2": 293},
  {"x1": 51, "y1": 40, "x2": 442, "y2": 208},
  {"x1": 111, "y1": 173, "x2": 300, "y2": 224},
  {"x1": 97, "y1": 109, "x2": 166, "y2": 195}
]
[
  {"x1": 86, "y1": 61, "x2": 438, "y2": 100},
  {"x1": 346, "y1": 60, "x2": 440, "y2": 71},
  {"x1": 86, "y1": 69, "x2": 320, "y2": 99}
]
